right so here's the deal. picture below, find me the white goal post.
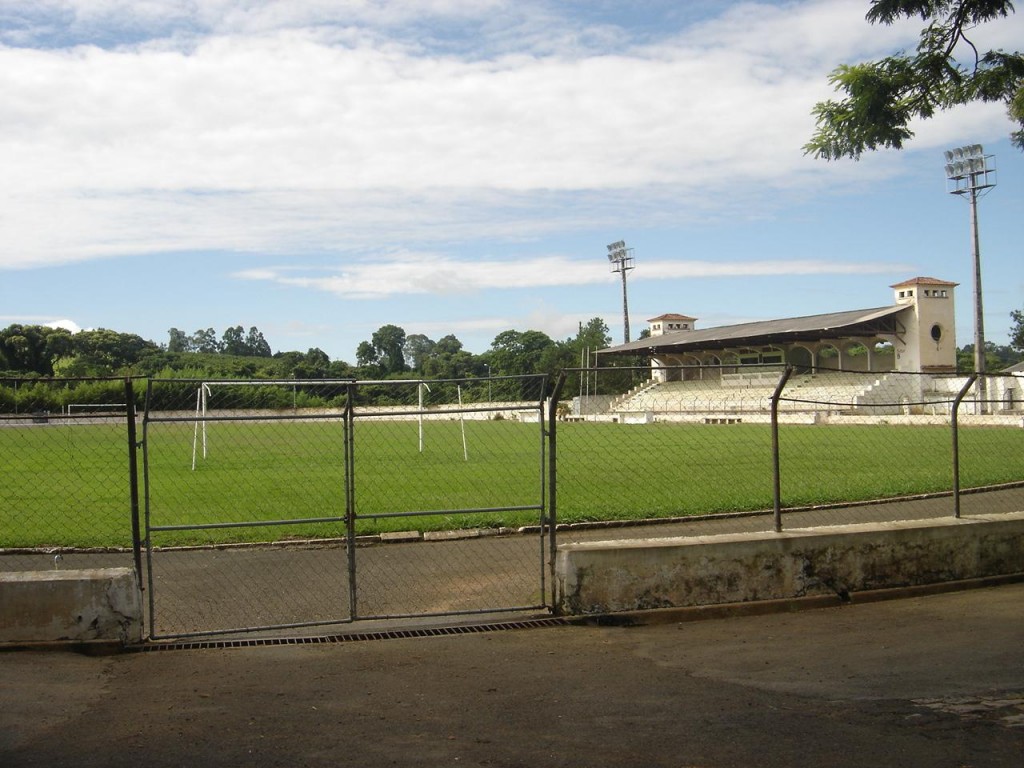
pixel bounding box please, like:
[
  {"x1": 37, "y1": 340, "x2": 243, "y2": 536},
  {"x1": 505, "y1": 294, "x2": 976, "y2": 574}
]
[
  {"x1": 417, "y1": 381, "x2": 468, "y2": 461},
  {"x1": 191, "y1": 383, "x2": 212, "y2": 471},
  {"x1": 191, "y1": 379, "x2": 470, "y2": 470},
  {"x1": 190, "y1": 379, "x2": 356, "y2": 470}
]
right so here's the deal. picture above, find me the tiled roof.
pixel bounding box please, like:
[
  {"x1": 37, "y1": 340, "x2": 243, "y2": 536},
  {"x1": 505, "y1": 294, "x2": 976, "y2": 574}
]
[{"x1": 890, "y1": 277, "x2": 959, "y2": 288}]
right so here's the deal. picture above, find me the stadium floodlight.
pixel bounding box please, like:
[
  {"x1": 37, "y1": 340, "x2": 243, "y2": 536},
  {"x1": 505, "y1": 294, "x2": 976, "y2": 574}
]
[
  {"x1": 606, "y1": 240, "x2": 635, "y2": 343},
  {"x1": 945, "y1": 144, "x2": 996, "y2": 412},
  {"x1": 945, "y1": 143, "x2": 995, "y2": 194}
]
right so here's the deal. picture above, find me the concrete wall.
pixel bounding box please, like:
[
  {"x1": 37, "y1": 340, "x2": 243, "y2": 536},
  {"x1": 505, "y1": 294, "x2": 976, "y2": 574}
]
[
  {"x1": 0, "y1": 567, "x2": 143, "y2": 646},
  {"x1": 555, "y1": 512, "x2": 1024, "y2": 615}
]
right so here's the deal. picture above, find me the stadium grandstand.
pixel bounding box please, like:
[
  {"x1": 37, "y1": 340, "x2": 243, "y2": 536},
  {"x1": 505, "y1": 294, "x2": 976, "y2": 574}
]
[{"x1": 593, "y1": 277, "x2": 1022, "y2": 419}]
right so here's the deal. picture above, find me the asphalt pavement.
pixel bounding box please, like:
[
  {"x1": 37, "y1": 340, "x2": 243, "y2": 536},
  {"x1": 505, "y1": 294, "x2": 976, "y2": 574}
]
[{"x1": 2, "y1": 581, "x2": 1022, "y2": 768}]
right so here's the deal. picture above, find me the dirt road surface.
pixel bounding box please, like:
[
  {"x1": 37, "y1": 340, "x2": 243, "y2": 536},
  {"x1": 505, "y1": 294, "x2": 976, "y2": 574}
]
[{"x1": 3, "y1": 582, "x2": 1023, "y2": 768}]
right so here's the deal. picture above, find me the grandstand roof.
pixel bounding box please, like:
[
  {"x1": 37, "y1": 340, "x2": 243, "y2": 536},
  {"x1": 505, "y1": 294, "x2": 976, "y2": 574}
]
[{"x1": 598, "y1": 304, "x2": 909, "y2": 356}]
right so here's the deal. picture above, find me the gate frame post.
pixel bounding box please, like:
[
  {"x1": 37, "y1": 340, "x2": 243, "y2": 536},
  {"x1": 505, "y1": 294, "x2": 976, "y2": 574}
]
[
  {"x1": 140, "y1": 378, "x2": 157, "y2": 639},
  {"x1": 344, "y1": 381, "x2": 358, "y2": 620},
  {"x1": 951, "y1": 373, "x2": 978, "y2": 519},
  {"x1": 770, "y1": 366, "x2": 794, "y2": 533},
  {"x1": 547, "y1": 371, "x2": 567, "y2": 612},
  {"x1": 125, "y1": 377, "x2": 143, "y2": 582}
]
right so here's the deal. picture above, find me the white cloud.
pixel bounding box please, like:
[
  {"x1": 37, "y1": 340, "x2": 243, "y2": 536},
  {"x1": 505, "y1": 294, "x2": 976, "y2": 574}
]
[
  {"x1": 235, "y1": 254, "x2": 915, "y2": 299},
  {"x1": 0, "y1": 0, "x2": 1020, "y2": 273},
  {"x1": 4, "y1": 32, "x2": 837, "y2": 193},
  {"x1": 642, "y1": 258, "x2": 916, "y2": 279},
  {"x1": 234, "y1": 254, "x2": 594, "y2": 298},
  {"x1": 46, "y1": 318, "x2": 83, "y2": 333},
  {"x1": 410, "y1": 315, "x2": 517, "y2": 337},
  {"x1": 0, "y1": 315, "x2": 83, "y2": 332}
]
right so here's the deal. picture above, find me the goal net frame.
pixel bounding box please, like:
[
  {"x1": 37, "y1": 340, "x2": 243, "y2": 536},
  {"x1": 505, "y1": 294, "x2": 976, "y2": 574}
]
[
  {"x1": 191, "y1": 378, "x2": 470, "y2": 470},
  {"x1": 190, "y1": 379, "x2": 352, "y2": 471}
]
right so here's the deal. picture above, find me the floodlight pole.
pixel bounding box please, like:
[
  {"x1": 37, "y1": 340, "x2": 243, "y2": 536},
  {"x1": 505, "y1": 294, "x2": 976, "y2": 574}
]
[
  {"x1": 619, "y1": 266, "x2": 631, "y2": 343},
  {"x1": 606, "y1": 240, "x2": 636, "y2": 343},
  {"x1": 944, "y1": 144, "x2": 995, "y2": 413},
  {"x1": 968, "y1": 187, "x2": 985, "y2": 377}
]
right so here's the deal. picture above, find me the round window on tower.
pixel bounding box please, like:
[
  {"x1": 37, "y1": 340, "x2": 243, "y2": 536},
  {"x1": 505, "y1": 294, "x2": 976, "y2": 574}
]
[{"x1": 931, "y1": 323, "x2": 942, "y2": 342}]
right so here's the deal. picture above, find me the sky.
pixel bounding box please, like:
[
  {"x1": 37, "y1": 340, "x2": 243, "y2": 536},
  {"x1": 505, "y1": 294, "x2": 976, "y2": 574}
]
[{"x1": 1, "y1": 0, "x2": 1022, "y2": 363}]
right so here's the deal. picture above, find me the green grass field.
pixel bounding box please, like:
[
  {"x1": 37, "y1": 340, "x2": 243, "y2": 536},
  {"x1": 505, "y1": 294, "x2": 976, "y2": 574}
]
[{"x1": 2, "y1": 417, "x2": 1022, "y2": 548}]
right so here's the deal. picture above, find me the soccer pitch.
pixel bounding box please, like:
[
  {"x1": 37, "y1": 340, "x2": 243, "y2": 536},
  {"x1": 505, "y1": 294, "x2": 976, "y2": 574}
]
[{"x1": 2, "y1": 417, "x2": 1022, "y2": 548}]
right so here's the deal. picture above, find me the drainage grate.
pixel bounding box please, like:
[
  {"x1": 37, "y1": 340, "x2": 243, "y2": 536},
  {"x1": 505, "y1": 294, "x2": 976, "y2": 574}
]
[{"x1": 136, "y1": 617, "x2": 573, "y2": 652}]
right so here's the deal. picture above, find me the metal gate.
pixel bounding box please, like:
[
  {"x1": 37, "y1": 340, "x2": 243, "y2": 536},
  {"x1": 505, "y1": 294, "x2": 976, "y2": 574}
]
[{"x1": 140, "y1": 376, "x2": 552, "y2": 639}]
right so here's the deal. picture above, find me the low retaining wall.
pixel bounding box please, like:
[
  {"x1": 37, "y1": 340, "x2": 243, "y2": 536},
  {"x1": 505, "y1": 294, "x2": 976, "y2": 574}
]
[
  {"x1": 0, "y1": 567, "x2": 143, "y2": 646},
  {"x1": 555, "y1": 512, "x2": 1024, "y2": 615}
]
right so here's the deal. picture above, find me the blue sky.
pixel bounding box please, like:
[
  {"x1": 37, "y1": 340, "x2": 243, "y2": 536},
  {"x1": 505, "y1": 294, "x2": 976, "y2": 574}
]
[{"x1": 1, "y1": 0, "x2": 1021, "y2": 362}]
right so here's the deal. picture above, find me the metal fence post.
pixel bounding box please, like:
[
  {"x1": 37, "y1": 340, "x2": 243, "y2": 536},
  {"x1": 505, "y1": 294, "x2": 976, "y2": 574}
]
[
  {"x1": 547, "y1": 371, "x2": 567, "y2": 612},
  {"x1": 951, "y1": 374, "x2": 978, "y2": 519},
  {"x1": 344, "y1": 381, "x2": 358, "y2": 619},
  {"x1": 770, "y1": 366, "x2": 794, "y2": 532},
  {"x1": 141, "y1": 378, "x2": 156, "y2": 639},
  {"x1": 124, "y1": 377, "x2": 143, "y2": 580}
]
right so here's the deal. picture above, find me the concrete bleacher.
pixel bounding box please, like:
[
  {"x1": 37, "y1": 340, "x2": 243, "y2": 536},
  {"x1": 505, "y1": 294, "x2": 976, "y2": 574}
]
[
  {"x1": 611, "y1": 372, "x2": 885, "y2": 415},
  {"x1": 617, "y1": 379, "x2": 775, "y2": 413},
  {"x1": 782, "y1": 372, "x2": 882, "y2": 408}
]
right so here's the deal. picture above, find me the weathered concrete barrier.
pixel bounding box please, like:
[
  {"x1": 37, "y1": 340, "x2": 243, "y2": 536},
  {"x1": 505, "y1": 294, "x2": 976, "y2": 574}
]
[
  {"x1": 555, "y1": 512, "x2": 1024, "y2": 615},
  {"x1": 0, "y1": 567, "x2": 143, "y2": 647}
]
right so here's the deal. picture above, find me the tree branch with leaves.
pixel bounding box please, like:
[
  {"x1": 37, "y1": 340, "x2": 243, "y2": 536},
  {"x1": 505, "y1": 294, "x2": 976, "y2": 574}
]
[
  {"x1": 806, "y1": 0, "x2": 1024, "y2": 160},
  {"x1": 1010, "y1": 308, "x2": 1024, "y2": 352}
]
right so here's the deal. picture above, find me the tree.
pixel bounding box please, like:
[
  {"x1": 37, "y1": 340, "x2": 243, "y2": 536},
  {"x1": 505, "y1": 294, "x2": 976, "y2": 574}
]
[
  {"x1": 167, "y1": 328, "x2": 191, "y2": 353},
  {"x1": 304, "y1": 347, "x2": 331, "y2": 372},
  {"x1": 220, "y1": 325, "x2": 271, "y2": 357},
  {"x1": 956, "y1": 340, "x2": 1023, "y2": 370},
  {"x1": 355, "y1": 341, "x2": 377, "y2": 369},
  {"x1": 548, "y1": 318, "x2": 614, "y2": 399},
  {"x1": 806, "y1": 1, "x2": 1024, "y2": 160},
  {"x1": 191, "y1": 328, "x2": 222, "y2": 354},
  {"x1": 403, "y1": 334, "x2": 436, "y2": 373},
  {"x1": 422, "y1": 335, "x2": 477, "y2": 380},
  {"x1": 569, "y1": 318, "x2": 612, "y2": 362},
  {"x1": 489, "y1": 330, "x2": 555, "y2": 376},
  {"x1": 434, "y1": 334, "x2": 464, "y2": 357},
  {"x1": 280, "y1": 348, "x2": 332, "y2": 379},
  {"x1": 52, "y1": 328, "x2": 160, "y2": 375},
  {"x1": 0, "y1": 324, "x2": 73, "y2": 374},
  {"x1": 1010, "y1": 308, "x2": 1024, "y2": 352},
  {"x1": 244, "y1": 327, "x2": 272, "y2": 357},
  {"x1": 327, "y1": 359, "x2": 355, "y2": 379},
  {"x1": 222, "y1": 325, "x2": 247, "y2": 356},
  {"x1": 363, "y1": 324, "x2": 407, "y2": 375}
]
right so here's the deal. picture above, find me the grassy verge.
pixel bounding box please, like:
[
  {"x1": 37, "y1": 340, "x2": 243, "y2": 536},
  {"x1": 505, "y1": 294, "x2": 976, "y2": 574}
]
[{"x1": 2, "y1": 418, "x2": 1022, "y2": 548}]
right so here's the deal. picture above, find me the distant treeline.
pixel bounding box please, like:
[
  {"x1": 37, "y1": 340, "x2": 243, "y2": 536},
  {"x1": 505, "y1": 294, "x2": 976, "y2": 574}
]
[{"x1": 0, "y1": 319, "x2": 642, "y2": 412}]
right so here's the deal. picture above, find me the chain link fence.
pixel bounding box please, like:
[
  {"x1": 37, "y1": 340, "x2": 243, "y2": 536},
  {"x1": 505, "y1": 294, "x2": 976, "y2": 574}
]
[
  {"x1": 345, "y1": 376, "x2": 549, "y2": 621},
  {"x1": 0, "y1": 377, "x2": 140, "y2": 563},
  {"x1": 2, "y1": 368, "x2": 1022, "y2": 637},
  {"x1": 552, "y1": 366, "x2": 1024, "y2": 535},
  {"x1": 951, "y1": 372, "x2": 1024, "y2": 519},
  {"x1": 132, "y1": 375, "x2": 552, "y2": 637},
  {"x1": 141, "y1": 378, "x2": 352, "y2": 635}
]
